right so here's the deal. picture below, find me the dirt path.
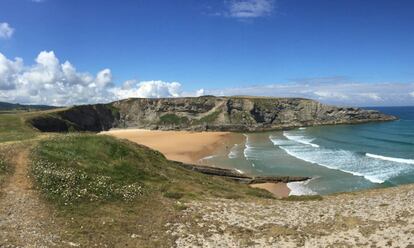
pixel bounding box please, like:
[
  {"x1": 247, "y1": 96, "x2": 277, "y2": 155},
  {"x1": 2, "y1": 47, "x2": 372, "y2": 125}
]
[{"x1": 0, "y1": 147, "x2": 62, "y2": 248}]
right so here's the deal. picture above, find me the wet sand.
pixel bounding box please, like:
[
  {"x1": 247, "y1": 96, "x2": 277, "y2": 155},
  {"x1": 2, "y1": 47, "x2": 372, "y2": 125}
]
[{"x1": 250, "y1": 182, "x2": 290, "y2": 197}]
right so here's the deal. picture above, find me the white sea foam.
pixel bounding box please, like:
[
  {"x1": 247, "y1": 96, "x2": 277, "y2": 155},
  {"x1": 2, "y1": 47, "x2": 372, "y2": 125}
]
[
  {"x1": 235, "y1": 169, "x2": 244, "y2": 174},
  {"x1": 366, "y1": 153, "x2": 414, "y2": 165},
  {"x1": 243, "y1": 134, "x2": 260, "y2": 160},
  {"x1": 228, "y1": 144, "x2": 239, "y2": 159},
  {"x1": 199, "y1": 155, "x2": 217, "y2": 161},
  {"x1": 269, "y1": 134, "x2": 411, "y2": 184},
  {"x1": 287, "y1": 179, "x2": 317, "y2": 196},
  {"x1": 299, "y1": 127, "x2": 307, "y2": 130},
  {"x1": 283, "y1": 131, "x2": 320, "y2": 148}
]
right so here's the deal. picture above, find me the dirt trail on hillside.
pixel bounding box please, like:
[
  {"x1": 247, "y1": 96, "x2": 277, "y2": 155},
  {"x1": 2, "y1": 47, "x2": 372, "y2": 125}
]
[{"x1": 0, "y1": 148, "x2": 62, "y2": 247}]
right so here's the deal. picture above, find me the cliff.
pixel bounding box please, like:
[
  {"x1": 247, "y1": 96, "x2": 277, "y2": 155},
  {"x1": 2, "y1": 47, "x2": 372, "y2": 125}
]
[{"x1": 29, "y1": 96, "x2": 396, "y2": 132}]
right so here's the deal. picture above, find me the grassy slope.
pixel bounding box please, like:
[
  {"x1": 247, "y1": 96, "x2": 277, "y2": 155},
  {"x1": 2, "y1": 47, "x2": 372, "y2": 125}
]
[
  {"x1": 31, "y1": 134, "x2": 272, "y2": 205},
  {"x1": 0, "y1": 110, "x2": 273, "y2": 246},
  {"x1": 0, "y1": 112, "x2": 39, "y2": 143},
  {"x1": 29, "y1": 133, "x2": 273, "y2": 246}
]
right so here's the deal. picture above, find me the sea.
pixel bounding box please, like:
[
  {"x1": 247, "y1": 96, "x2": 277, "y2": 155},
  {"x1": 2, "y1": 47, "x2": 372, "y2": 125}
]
[{"x1": 201, "y1": 106, "x2": 414, "y2": 196}]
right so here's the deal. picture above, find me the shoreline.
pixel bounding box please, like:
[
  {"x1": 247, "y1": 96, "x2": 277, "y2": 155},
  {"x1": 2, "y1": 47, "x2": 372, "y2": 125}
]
[{"x1": 100, "y1": 128, "x2": 291, "y2": 197}]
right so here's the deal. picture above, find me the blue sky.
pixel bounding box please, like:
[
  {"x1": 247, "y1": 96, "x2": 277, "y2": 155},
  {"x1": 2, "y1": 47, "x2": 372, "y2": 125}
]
[{"x1": 0, "y1": 0, "x2": 413, "y2": 106}]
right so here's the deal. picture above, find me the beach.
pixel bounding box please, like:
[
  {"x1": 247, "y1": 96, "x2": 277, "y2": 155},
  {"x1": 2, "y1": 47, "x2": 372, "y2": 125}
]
[
  {"x1": 101, "y1": 129, "x2": 291, "y2": 197},
  {"x1": 100, "y1": 129, "x2": 237, "y2": 164}
]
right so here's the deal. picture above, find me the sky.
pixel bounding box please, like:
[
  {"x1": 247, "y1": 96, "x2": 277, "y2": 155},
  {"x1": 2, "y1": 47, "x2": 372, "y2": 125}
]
[{"x1": 0, "y1": 0, "x2": 413, "y2": 106}]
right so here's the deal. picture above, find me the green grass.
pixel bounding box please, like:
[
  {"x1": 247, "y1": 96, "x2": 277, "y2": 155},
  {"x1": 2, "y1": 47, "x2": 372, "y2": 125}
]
[
  {"x1": 158, "y1": 113, "x2": 189, "y2": 125},
  {"x1": 29, "y1": 133, "x2": 274, "y2": 246},
  {"x1": 0, "y1": 145, "x2": 15, "y2": 187},
  {"x1": 0, "y1": 154, "x2": 8, "y2": 186},
  {"x1": 31, "y1": 134, "x2": 168, "y2": 204},
  {"x1": 0, "y1": 113, "x2": 38, "y2": 143},
  {"x1": 192, "y1": 110, "x2": 221, "y2": 125},
  {"x1": 252, "y1": 98, "x2": 278, "y2": 110},
  {"x1": 30, "y1": 134, "x2": 272, "y2": 206}
]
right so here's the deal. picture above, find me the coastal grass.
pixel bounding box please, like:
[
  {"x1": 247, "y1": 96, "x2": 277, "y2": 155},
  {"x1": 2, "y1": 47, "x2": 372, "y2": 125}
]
[
  {"x1": 0, "y1": 112, "x2": 38, "y2": 143},
  {"x1": 193, "y1": 110, "x2": 221, "y2": 125},
  {"x1": 29, "y1": 133, "x2": 273, "y2": 246},
  {"x1": 0, "y1": 151, "x2": 11, "y2": 187},
  {"x1": 158, "y1": 113, "x2": 189, "y2": 126},
  {"x1": 30, "y1": 133, "x2": 273, "y2": 206}
]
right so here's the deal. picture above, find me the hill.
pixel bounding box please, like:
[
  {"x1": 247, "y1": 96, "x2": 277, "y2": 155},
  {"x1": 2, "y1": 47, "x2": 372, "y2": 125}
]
[
  {"x1": 0, "y1": 101, "x2": 58, "y2": 112},
  {"x1": 28, "y1": 96, "x2": 396, "y2": 132}
]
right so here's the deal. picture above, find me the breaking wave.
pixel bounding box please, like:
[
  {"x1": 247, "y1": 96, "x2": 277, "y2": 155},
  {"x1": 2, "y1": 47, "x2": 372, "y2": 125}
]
[
  {"x1": 270, "y1": 130, "x2": 413, "y2": 184},
  {"x1": 366, "y1": 153, "x2": 414, "y2": 165},
  {"x1": 287, "y1": 179, "x2": 317, "y2": 196}
]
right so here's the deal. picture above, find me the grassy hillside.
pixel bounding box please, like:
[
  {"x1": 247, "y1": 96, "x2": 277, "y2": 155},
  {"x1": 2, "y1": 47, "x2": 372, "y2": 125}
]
[
  {"x1": 0, "y1": 112, "x2": 39, "y2": 143},
  {"x1": 31, "y1": 134, "x2": 272, "y2": 205},
  {"x1": 0, "y1": 109, "x2": 274, "y2": 246},
  {"x1": 28, "y1": 133, "x2": 272, "y2": 246}
]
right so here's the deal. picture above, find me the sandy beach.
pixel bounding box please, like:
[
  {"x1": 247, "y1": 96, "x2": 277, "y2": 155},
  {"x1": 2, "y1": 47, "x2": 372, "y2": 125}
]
[
  {"x1": 100, "y1": 129, "x2": 238, "y2": 164},
  {"x1": 250, "y1": 182, "x2": 290, "y2": 197}
]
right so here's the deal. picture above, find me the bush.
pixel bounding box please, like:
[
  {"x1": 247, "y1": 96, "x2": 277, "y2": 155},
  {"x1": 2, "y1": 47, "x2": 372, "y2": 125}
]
[
  {"x1": 163, "y1": 191, "x2": 184, "y2": 199},
  {"x1": 158, "y1": 114, "x2": 189, "y2": 125}
]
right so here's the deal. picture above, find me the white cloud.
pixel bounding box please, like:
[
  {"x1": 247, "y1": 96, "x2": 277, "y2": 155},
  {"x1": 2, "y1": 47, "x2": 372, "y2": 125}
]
[
  {"x1": 0, "y1": 23, "x2": 14, "y2": 39},
  {"x1": 314, "y1": 91, "x2": 349, "y2": 100},
  {"x1": 113, "y1": 80, "x2": 182, "y2": 99},
  {"x1": 1, "y1": 51, "x2": 413, "y2": 107},
  {"x1": 358, "y1": 93, "x2": 382, "y2": 101},
  {"x1": 223, "y1": 0, "x2": 274, "y2": 18},
  {"x1": 0, "y1": 53, "x2": 23, "y2": 90},
  {"x1": 0, "y1": 51, "x2": 201, "y2": 105},
  {"x1": 196, "y1": 88, "x2": 205, "y2": 96}
]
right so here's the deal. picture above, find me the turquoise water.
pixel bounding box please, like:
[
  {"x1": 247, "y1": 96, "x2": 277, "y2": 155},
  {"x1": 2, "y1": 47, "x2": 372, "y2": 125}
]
[{"x1": 202, "y1": 106, "x2": 414, "y2": 195}]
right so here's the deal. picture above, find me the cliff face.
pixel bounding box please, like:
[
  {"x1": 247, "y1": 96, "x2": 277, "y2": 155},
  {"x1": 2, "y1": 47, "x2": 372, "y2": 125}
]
[
  {"x1": 29, "y1": 104, "x2": 120, "y2": 132},
  {"x1": 30, "y1": 96, "x2": 396, "y2": 132},
  {"x1": 112, "y1": 96, "x2": 396, "y2": 131}
]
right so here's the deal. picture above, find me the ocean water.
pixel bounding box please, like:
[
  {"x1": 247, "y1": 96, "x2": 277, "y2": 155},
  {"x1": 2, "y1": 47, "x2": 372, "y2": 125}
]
[{"x1": 201, "y1": 106, "x2": 414, "y2": 195}]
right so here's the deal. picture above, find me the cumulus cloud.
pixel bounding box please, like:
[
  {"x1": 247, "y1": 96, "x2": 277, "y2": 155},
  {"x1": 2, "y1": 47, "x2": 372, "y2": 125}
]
[
  {"x1": 113, "y1": 80, "x2": 182, "y2": 99},
  {"x1": 0, "y1": 23, "x2": 14, "y2": 39},
  {"x1": 1, "y1": 51, "x2": 413, "y2": 107},
  {"x1": 0, "y1": 51, "x2": 197, "y2": 105},
  {"x1": 0, "y1": 51, "x2": 205, "y2": 105}
]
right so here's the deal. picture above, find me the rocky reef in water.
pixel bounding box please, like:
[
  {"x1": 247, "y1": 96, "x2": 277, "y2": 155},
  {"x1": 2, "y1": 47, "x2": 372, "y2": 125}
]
[{"x1": 29, "y1": 96, "x2": 397, "y2": 132}]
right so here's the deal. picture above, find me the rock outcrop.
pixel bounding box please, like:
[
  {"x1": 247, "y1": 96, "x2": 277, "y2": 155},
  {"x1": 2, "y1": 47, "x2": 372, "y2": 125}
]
[
  {"x1": 29, "y1": 104, "x2": 120, "y2": 132},
  {"x1": 175, "y1": 162, "x2": 310, "y2": 184},
  {"x1": 29, "y1": 96, "x2": 396, "y2": 132}
]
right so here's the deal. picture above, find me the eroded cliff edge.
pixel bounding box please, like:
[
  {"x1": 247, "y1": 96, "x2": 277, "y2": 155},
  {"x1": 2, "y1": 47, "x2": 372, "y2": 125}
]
[{"x1": 29, "y1": 96, "x2": 396, "y2": 132}]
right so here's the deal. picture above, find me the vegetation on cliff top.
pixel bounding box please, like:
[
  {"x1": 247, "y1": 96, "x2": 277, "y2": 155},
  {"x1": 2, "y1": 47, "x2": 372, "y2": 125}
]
[
  {"x1": 31, "y1": 133, "x2": 272, "y2": 206},
  {"x1": 0, "y1": 113, "x2": 38, "y2": 143}
]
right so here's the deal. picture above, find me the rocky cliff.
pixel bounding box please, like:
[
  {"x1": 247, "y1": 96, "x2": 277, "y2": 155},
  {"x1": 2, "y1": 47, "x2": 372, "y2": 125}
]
[{"x1": 29, "y1": 96, "x2": 396, "y2": 132}]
